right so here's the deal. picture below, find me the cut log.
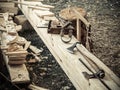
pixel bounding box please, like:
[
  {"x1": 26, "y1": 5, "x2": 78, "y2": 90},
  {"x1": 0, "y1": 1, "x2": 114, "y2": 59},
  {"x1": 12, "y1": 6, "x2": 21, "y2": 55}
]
[
  {"x1": 59, "y1": 7, "x2": 86, "y2": 20},
  {"x1": 28, "y1": 84, "x2": 49, "y2": 90}
]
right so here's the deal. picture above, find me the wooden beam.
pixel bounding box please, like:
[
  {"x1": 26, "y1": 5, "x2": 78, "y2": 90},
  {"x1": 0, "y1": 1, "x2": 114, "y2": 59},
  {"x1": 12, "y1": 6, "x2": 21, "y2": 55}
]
[{"x1": 19, "y1": 1, "x2": 120, "y2": 89}]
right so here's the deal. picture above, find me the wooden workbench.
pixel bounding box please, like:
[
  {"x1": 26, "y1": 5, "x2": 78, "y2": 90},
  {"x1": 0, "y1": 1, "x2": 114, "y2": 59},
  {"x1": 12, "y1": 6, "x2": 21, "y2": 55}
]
[{"x1": 18, "y1": 0, "x2": 120, "y2": 89}]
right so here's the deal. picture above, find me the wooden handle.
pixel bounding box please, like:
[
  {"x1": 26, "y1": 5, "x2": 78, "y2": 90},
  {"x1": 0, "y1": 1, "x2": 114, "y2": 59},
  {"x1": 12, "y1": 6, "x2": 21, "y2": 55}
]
[{"x1": 76, "y1": 44, "x2": 100, "y2": 72}]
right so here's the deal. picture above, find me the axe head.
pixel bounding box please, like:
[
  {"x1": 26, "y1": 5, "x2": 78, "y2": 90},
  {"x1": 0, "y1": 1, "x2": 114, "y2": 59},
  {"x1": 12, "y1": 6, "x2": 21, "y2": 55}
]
[{"x1": 67, "y1": 42, "x2": 81, "y2": 54}]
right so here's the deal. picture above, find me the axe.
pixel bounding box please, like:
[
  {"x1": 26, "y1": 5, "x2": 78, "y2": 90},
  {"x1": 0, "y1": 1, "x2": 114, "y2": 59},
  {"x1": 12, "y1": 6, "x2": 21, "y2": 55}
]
[
  {"x1": 67, "y1": 42, "x2": 105, "y2": 79},
  {"x1": 67, "y1": 42, "x2": 112, "y2": 90}
]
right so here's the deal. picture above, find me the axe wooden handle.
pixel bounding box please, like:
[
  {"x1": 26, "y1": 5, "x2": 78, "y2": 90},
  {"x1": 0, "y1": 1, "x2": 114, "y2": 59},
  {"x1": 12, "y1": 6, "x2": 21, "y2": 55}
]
[{"x1": 76, "y1": 44, "x2": 100, "y2": 72}]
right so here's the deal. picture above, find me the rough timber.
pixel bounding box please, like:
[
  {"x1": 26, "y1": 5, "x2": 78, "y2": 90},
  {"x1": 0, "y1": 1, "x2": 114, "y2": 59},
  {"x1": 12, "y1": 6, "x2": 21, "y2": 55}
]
[{"x1": 18, "y1": 0, "x2": 120, "y2": 90}]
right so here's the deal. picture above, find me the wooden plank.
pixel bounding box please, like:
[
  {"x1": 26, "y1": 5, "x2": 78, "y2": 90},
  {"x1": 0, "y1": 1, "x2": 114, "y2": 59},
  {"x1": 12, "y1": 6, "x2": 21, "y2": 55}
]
[
  {"x1": 28, "y1": 6, "x2": 50, "y2": 11},
  {"x1": 28, "y1": 84, "x2": 49, "y2": 90},
  {"x1": 34, "y1": 10, "x2": 54, "y2": 18},
  {"x1": 19, "y1": 1, "x2": 120, "y2": 90}
]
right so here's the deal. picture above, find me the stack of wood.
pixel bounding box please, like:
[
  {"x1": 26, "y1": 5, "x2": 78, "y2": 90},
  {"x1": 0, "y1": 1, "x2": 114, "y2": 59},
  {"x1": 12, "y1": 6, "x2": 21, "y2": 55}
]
[
  {"x1": 6, "y1": 37, "x2": 28, "y2": 65},
  {"x1": 0, "y1": 12, "x2": 30, "y2": 83},
  {"x1": 0, "y1": 12, "x2": 28, "y2": 65}
]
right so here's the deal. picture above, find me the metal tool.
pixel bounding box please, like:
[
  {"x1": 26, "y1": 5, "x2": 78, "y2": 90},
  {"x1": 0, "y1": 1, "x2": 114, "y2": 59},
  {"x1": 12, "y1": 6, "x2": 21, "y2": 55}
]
[
  {"x1": 79, "y1": 59, "x2": 105, "y2": 79},
  {"x1": 79, "y1": 59, "x2": 111, "y2": 90},
  {"x1": 60, "y1": 23, "x2": 74, "y2": 43},
  {"x1": 67, "y1": 42, "x2": 111, "y2": 90},
  {"x1": 55, "y1": 15, "x2": 74, "y2": 43},
  {"x1": 67, "y1": 42, "x2": 105, "y2": 78}
]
